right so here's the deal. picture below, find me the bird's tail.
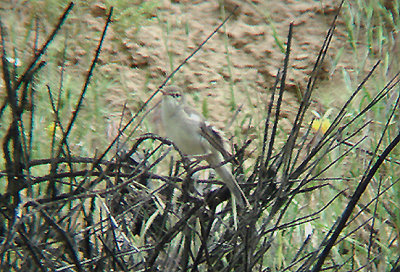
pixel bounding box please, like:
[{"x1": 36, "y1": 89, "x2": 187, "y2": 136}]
[{"x1": 207, "y1": 155, "x2": 249, "y2": 208}]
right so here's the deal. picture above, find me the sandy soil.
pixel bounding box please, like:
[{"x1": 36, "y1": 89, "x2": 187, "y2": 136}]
[
  {"x1": 92, "y1": 0, "x2": 358, "y2": 136},
  {"x1": 0, "y1": 0, "x2": 380, "y2": 144}
]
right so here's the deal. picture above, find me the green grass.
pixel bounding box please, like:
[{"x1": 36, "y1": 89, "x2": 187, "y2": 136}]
[
  {"x1": 0, "y1": 0, "x2": 399, "y2": 271},
  {"x1": 297, "y1": 1, "x2": 400, "y2": 270}
]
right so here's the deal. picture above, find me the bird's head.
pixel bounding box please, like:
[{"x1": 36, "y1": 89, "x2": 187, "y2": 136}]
[{"x1": 161, "y1": 86, "x2": 184, "y2": 108}]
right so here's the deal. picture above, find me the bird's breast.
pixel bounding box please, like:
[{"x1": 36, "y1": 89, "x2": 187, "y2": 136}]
[{"x1": 162, "y1": 113, "x2": 208, "y2": 155}]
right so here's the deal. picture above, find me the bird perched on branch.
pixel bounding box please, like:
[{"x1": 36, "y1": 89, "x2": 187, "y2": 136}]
[{"x1": 160, "y1": 85, "x2": 249, "y2": 208}]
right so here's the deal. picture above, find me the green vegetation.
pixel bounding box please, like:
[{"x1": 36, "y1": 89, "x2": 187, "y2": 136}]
[{"x1": 0, "y1": 0, "x2": 399, "y2": 271}]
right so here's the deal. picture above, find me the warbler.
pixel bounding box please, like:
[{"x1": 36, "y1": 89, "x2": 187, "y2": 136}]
[{"x1": 160, "y1": 85, "x2": 249, "y2": 208}]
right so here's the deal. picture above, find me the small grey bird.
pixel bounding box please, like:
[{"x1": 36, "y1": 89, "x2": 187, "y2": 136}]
[{"x1": 160, "y1": 85, "x2": 249, "y2": 208}]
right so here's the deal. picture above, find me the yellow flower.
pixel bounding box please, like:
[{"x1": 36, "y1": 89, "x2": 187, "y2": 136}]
[
  {"x1": 46, "y1": 122, "x2": 62, "y2": 139},
  {"x1": 311, "y1": 118, "x2": 331, "y2": 134}
]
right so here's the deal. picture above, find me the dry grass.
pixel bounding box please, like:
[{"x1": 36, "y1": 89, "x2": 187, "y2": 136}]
[{"x1": 0, "y1": 1, "x2": 399, "y2": 271}]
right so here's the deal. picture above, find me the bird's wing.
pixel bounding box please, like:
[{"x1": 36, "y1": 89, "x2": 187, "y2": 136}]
[
  {"x1": 200, "y1": 122, "x2": 232, "y2": 161},
  {"x1": 183, "y1": 104, "x2": 233, "y2": 161}
]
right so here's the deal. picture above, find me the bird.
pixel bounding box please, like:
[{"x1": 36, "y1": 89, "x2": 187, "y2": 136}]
[{"x1": 160, "y1": 85, "x2": 249, "y2": 208}]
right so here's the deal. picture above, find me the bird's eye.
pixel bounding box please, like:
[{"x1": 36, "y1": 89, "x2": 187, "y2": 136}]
[{"x1": 171, "y1": 93, "x2": 181, "y2": 98}]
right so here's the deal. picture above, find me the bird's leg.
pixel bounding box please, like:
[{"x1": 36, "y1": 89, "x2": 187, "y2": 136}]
[{"x1": 185, "y1": 152, "x2": 213, "y2": 162}]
